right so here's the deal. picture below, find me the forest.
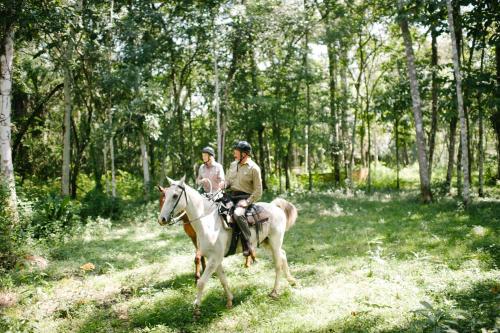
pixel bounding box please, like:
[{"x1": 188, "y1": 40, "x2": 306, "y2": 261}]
[{"x1": 1, "y1": 1, "x2": 499, "y2": 332}]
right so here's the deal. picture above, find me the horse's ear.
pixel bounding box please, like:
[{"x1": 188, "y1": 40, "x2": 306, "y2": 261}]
[
  {"x1": 157, "y1": 185, "x2": 165, "y2": 192},
  {"x1": 179, "y1": 175, "x2": 186, "y2": 185},
  {"x1": 166, "y1": 177, "x2": 175, "y2": 185}
]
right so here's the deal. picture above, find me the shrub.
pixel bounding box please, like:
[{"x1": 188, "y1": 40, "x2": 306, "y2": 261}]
[
  {"x1": 28, "y1": 193, "x2": 82, "y2": 240},
  {"x1": 0, "y1": 182, "x2": 16, "y2": 268},
  {"x1": 80, "y1": 188, "x2": 123, "y2": 220}
]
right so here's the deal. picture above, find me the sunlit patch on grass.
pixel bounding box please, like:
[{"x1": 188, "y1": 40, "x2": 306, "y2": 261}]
[{"x1": 2, "y1": 192, "x2": 499, "y2": 332}]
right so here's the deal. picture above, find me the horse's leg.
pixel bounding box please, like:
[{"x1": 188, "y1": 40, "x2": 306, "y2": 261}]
[
  {"x1": 201, "y1": 255, "x2": 206, "y2": 271},
  {"x1": 216, "y1": 264, "x2": 233, "y2": 308},
  {"x1": 267, "y1": 229, "x2": 288, "y2": 299},
  {"x1": 279, "y1": 248, "x2": 296, "y2": 286},
  {"x1": 184, "y1": 223, "x2": 201, "y2": 283},
  {"x1": 193, "y1": 258, "x2": 219, "y2": 318},
  {"x1": 267, "y1": 242, "x2": 283, "y2": 299},
  {"x1": 244, "y1": 255, "x2": 252, "y2": 268},
  {"x1": 194, "y1": 248, "x2": 202, "y2": 282}
]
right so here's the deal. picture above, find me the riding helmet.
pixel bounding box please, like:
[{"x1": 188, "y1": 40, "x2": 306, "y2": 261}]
[{"x1": 201, "y1": 146, "x2": 215, "y2": 156}]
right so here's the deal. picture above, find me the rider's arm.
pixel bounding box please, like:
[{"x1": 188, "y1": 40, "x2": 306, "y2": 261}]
[
  {"x1": 195, "y1": 165, "x2": 204, "y2": 186},
  {"x1": 217, "y1": 164, "x2": 226, "y2": 190},
  {"x1": 247, "y1": 166, "x2": 262, "y2": 204}
]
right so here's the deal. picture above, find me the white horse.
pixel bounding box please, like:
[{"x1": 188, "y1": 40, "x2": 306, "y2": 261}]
[{"x1": 158, "y1": 176, "x2": 297, "y2": 316}]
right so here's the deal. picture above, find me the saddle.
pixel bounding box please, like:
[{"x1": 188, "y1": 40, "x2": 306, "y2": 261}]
[{"x1": 215, "y1": 193, "x2": 269, "y2": 257}]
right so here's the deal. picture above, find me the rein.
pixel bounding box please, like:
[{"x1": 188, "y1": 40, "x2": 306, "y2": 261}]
[{"x1": 165, "y1": 184, "x2": 218, "y2": 226}]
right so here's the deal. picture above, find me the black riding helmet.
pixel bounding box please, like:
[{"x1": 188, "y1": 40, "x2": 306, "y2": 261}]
[
  {"x1": 201, "y1": 146, "x2": 215, "y2": 156},
  {"x1": 233, "y1": 141, "x2": 252, "y2": 154}
]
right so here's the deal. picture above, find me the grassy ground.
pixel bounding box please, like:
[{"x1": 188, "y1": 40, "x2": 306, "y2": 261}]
[{"x1": 1, "y1": 190, "x2": 499, "y2": 333}]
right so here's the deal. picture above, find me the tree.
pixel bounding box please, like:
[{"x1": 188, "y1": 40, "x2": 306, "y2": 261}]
[
  {"x1": 0, "y1": 25, "x2": 18, "y2": 221},
  {"x1": 446, "y1": 0, "x2": 470, "y2": 205},
  {"x1": 397, "y1": 0, "x2": 432, "y2": 203}
]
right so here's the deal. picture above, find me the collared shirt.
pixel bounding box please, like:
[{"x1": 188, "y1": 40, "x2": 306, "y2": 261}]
[
  {"x1": 196, "y1": 160, "x2": 225, "y2": 193},
  {"x1": 226, "y1": 158, "x2": 262, "y2": 204}
]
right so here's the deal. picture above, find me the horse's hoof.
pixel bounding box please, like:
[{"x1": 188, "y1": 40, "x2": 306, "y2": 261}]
[
  {"x1": 226, "y1": 300, "x2": 233, "y2": 309},
  {"x1": 288, "y1": 278, "x2": 297, "y2": 286},
  {"x1": 268, "y1": 290, "x2": 279, "y2": 300},
  {"x1": 193, "y1": 307, "x2": 201, "y2": 320}
]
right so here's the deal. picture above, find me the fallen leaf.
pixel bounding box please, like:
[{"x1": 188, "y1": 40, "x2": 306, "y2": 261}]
[{"x1": 80, "y1": 263, "x2": 95, "y2": 271}]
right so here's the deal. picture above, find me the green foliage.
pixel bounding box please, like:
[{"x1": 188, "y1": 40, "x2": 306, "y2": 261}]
[
  {"x1": 28, "y1": 193, "x2": 82, "y2": 240},
  {"x1": 0, "y1": 182, "x2": 16, "y2": 269},
  {"x1": 80, "y1": 188, "x2": 123, "y2": 220}
]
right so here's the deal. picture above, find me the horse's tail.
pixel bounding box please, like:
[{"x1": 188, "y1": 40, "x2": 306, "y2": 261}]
[{"x1": 271, "y1": 198, "x2": 298, "y2": 231}]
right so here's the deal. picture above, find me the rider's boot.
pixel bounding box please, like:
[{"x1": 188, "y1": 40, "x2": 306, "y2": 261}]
[{"x1": 235, "y1": 215, "x2": 255, "y2": 258}]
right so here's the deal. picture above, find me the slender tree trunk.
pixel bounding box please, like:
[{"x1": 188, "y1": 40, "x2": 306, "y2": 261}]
[
  {"x1": 0, "y1": 28, "x2": 19, "y2": 222},
  {"x1": 108, "y1": 0, "x2": 116, "y2": 198},
  {"x1": 428, "y1": 26, "x2": 439, "y2": 181},
  {"x1": 140, "y1": 133, "x2": 150, "y2": 200},
  {"x1": 257, "y1": 126, "x2": 267, "y2": 190},
  {"x1": 478, "y1": 95, "x2": 484, "y2": 197},
  {"x1": 349, "y1": 83, "x2": 360, "y2": 190},
  {"x1": 188, "y1": 87, "x2": 195, "y2": 182},
  {"x1": 493, "y1": 31, "x2": 500, "y2": 179},
  {"x1": 366, "y1": 101, "x2": 371, "y2": 192},
  {"x1": 103, "y1": 144, "x2": 110, "y2": 195},
  {"x1": 478, "y1": 42, "x2": 486, "y2": 197},
  {"x1": 109, "y1": 111, "x2": 116, "y2": 197},
  {"x1": 303, "y1": 5, "x2": 312, "y2": 191},
  {"x1": 213, "y1": 42, "x2": 223, "y2": 165},
  {"x1": 285, "y1": 127, "x2": 295, "y2": 191},
  {"x1": 249, "y1": 39, "x2": 267, "y2": 190},
  {"x1": 340, "y1": 47, "x2": 349, "y2": 182},
  {"x1": 349, "y1": 35, "x2": 365, "y2": 190},
  {"x1": 398, "y1": 2, "x2": 432, "y2": 202},
  {"x1": 447, "y1": 0, "x2": 470, "y2": 205},
  {"x1": 445, "y1": 116, "x2": 458, "y2": 193},
  {"x1": 457, "y1": 139, "x2": 462, "y2": 195},
  {"x1": 327, "y1": 40, "x2": 340, "y2": 187},
  {"x1": 61, "y1": 44, "x2": 73, "y2": 197},
  {"x1": 395, "y1": 116, "x2": 400, "y2": 190}
]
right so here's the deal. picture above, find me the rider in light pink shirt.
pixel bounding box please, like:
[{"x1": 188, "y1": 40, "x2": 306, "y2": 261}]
[{"x1": 196, "y1": 146, "x2": 225, "y2": 193}]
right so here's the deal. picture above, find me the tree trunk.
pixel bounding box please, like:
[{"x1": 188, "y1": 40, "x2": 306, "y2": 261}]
[
  {"x1": 366, "y1": 101, "x2": 372, "y2": 192},
  {"x1": 398, "y1": 2, "x2": 432, "y2": 202},
  {"x1": 257, "y1": 126, "x2": 267, "y2": 190},
  {"x1": 140, "y1": 133, "x2": 150, "y2": 200},
  {"x1": 109, "y1": 111, "x2": 116, "y2": 197},
  {"x1": 327, "y1": 40, "x2": 340, "y2": 187},
  {"x1": 456, "y1": 139, "x2": 462, "y2": 195},
  {"x1": 0, "y1": 28, "x2": 19, "y2": 221},
  {"x1": 478, "y1": 43, "x2": 485, "y2": 197},
  {"x1": 285, "y1": 127, "x2": 295, "y2": 191},
  {"x1": 340, "y1": 47, "x2": 349, "y2": 182},
  {"x1": 493, "y1": 31, "x2": 500, "y2": 179},
  {"x1": 447, "y1": 0, "x2": 470, "y2": 205},
  {"x1": 61, "y1": 45, "x2": 72, "y2": 197},
  {"x1": 213, "y1": 43, "x2": 223, "y2": 165},
  {"x1": 445, "y1": 116, "x2": 458, "y2": 193},
  {"x1": 428, "y1": 25, "x2": 439, "y2": 182},
  {"x1": 103, "y1": 144, "x2": 110, "y2": 195},
  {"x1": 395, "y1": 116, "x2": 400, "y2": 190},
  {"x1": 303, "y1": 6, "x2": 312, "y2": 191}
]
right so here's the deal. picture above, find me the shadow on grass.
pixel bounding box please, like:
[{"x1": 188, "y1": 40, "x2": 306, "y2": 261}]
[
  {"x1": 307, "y1": 313, "x2": 385, "y2": 332},
  {"x1": 129, "y1": 283, "x2": 259, "y2": 332},
  {"x1": 379, "y1": 278, "x2": 500, "y2": 333},
  {"x1": 9, "y1": 226, "x2": 195, "y2": 288},
  {"x1": 285, "y1": 192, "x2": 500, "y2": 269}
]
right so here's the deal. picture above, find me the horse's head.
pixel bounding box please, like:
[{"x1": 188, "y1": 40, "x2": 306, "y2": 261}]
[{"x1": 158, "y1": 176, "x2": 187, "y2": 226}]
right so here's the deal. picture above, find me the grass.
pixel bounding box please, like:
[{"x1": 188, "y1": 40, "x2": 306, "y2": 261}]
[{"x1": 1, "y1": 190, "x2": 499, "y2": 333}]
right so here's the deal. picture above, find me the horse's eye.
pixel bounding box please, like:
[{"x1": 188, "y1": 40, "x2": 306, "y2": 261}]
[{"x1": 173, "y1": 194, "x2": 179, "y2": 199}]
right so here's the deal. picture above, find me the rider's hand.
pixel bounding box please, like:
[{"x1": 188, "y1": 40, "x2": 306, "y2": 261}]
[{"x1": 238, "y1": 199, "x2": 249, "y2": 208}]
